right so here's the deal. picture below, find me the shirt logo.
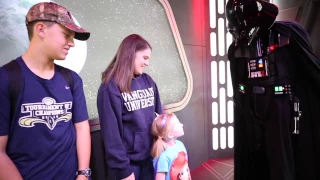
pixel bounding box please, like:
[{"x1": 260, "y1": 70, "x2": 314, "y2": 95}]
[
  {"x1": 121, "y1": 87, "x2": 155, "y2": 112},
  {"x1": 19, "y1": 97, "x2": 72, "y2": 130},
  {"x1": 65, "y1": 86, "x2": 70, "y2": 89}
]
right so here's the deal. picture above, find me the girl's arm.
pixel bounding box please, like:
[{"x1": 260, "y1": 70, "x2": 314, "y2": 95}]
[
  {"x1": 97, "y1": 88, "x2": 132, "y2": 179},
  {"x1": 155, "y1": 172, "x2": 166, "y2": 180},
  {"x1": 154, "y1": 83, "x2": 163, "y2": 114}
]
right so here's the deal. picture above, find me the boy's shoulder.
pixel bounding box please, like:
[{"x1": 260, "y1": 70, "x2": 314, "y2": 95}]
[
  {"x1": 0, "y1": 66, "x2": 9, "y2": 92},
  {"x1": 55, "y1": 64, "x2": 84, "y2": 92},
  {"x1": 0, "y1": 59, "x2": 22, "y2": 94},
  {"x1": 55, "y1": 64, "x2": 81, "y2": 80}
]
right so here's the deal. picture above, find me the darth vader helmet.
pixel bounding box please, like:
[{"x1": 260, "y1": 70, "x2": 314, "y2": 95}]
[{"x1": 225, "y1": 0, "x2": 278, "y2": 41}]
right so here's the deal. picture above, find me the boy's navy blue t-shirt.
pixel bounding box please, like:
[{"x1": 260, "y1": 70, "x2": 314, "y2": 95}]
[{"x1": 0, "y1": 57, "x2": 89, "y2": 180}]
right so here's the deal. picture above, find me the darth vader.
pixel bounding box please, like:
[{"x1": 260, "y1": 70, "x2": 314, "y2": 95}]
[{"x1": 226, "y1": 0, "x2": 320, "y2": 179}]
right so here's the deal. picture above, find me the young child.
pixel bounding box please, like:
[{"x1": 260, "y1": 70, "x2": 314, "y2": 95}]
[{"x1": 151, "y1": 113, "x2": 192, "y2": 180}]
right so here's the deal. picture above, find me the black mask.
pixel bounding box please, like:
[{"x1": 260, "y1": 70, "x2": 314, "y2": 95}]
[{"x1": 225, "y1": 0, "x2": 278, "y2": 42}]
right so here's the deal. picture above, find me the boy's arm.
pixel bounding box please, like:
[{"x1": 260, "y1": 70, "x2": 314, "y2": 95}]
[
  {"x1": 0, "y1": 136, "x2": 23, "y2": 180},
  {"x1": 75, "y1": 120, "x2": 91, "y2": 180},
  {"x1": 0, "y1": 68, "x2": 23, "y2": 179},
  {"x1": 71, "y1": 73, "x2": 91, "y2": 179}
]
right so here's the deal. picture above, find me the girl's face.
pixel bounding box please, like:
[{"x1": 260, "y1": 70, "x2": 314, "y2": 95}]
[
  {"x1": 170, "y1": 116, "x2": 184, "y2": 138},
  {"x1": 133, "y1": 47, "x2": 151, "y2": 75}
]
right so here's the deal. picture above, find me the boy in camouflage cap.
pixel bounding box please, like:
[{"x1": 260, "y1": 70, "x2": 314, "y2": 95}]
[{"x1": 0, "y1": 2, "x2": 91, "y2": 180}]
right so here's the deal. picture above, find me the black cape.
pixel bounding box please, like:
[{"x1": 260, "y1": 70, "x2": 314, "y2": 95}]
[{"x1": 228, "y1": 21, "x2": 320, "y2": 180}]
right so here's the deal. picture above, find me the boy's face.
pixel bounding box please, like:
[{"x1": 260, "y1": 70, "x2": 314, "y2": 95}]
[{"x1": 42, "y1": 23, "x2": 75, "y2": 60}]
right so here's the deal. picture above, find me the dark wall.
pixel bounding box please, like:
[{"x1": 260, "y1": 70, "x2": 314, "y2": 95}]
[
  {"x1": 276, "y1": 0, "x2": 320, "y2": 58},
  {"x1": 167, "y1": 0, "x2": 210, "y2": 169},
  {"x1": 306, "y1": 1, "x2": 320, "y2": 58},
  {"x1": 310, "y1": 10, "x2": 320, "y2": 58}
]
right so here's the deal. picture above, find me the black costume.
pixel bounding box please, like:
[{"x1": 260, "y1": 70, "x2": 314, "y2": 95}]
[{"x1": 226, "y1": 0, "x2": 320, "y2": 179}]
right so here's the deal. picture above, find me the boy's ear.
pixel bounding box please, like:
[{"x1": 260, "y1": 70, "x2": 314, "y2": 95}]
[{"x1": 34, "y1": 22, "x2": 46, "y2": 39}]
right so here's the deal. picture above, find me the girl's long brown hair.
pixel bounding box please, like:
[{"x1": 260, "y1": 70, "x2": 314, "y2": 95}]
[{"x1": 101, "y1": 34, "x2": 152, "y2": 93}]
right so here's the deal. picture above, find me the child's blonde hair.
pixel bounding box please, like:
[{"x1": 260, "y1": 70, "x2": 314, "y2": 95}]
[{"x1": 151, "y1": 113, "x2": 176, "y2": 158}]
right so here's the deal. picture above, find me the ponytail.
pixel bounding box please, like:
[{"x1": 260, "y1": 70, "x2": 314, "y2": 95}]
[
  {"x1": 151, "y1": 137, "x2": 166, "y2": 158},
  {"x1": 150, "y1": 113, "x2": 175, "y2": 158}
]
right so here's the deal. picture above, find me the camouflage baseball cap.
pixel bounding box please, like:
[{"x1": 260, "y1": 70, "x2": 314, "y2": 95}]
[{"x1": 26, "y1": 2, "x2": 90, "y2": 41}]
